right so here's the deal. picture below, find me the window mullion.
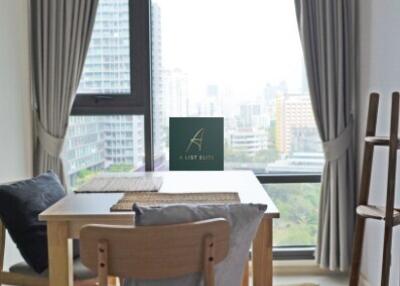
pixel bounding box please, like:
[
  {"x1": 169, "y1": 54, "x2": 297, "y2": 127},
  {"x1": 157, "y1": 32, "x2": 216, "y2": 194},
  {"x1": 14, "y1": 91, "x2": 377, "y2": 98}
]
[{"x1": 130, "y1": 0, "x2": 153, "y2": 171}]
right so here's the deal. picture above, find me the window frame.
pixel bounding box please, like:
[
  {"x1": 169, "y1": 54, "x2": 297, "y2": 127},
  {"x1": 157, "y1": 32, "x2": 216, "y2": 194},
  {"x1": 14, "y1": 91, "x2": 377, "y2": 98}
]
[
  {"x1": 70, "y1": 0, "x2": 321, "y2": 259},
  {"x1": 71, "y1": 0, "x2": 154, "y2": 171}
]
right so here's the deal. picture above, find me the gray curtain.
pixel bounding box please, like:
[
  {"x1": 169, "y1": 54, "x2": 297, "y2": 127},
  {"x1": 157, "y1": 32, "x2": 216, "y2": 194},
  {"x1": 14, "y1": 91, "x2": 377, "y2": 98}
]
[
  {"x1": 31, "y1": 0, "x2": 98, "y2": 184},
  {"x1": 295, "y1": 0, "x2": 356, "y2": 271}
]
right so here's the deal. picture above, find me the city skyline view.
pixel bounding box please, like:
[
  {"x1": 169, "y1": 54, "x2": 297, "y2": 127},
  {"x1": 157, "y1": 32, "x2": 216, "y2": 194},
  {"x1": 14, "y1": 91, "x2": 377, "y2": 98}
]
[{"x1": 63, "y1": 0, "x2": 323, "y2": 247}]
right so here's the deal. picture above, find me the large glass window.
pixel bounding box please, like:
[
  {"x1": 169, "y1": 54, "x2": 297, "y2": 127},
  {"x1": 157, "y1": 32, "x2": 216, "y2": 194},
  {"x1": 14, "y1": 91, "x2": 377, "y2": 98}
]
[
  {"x1": 151, "y1": 0, "x2": 323, "y2": 173},
  {"x1": 66, "y1": 0, "x2": 323, "y2": 254},
  {"x1": 71, "y1": 0, "x2": 149, "y2": 115}
]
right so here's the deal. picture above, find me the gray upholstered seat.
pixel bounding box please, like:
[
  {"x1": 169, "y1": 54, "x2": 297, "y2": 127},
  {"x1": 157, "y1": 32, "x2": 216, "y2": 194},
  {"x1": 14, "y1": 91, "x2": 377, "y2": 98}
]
[{"x1": 9, "y1": 258, "x2": 96, "y2": 280}]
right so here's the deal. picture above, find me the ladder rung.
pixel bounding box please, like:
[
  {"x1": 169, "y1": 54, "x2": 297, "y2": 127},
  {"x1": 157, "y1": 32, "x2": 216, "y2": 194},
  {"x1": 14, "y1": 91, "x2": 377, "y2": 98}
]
[
  {"x1": 365, "y1": 136, "x2": 400, "y2": 147},
  {"x1": 357, "y1": 205, "x2": 400, "y2": 225}
]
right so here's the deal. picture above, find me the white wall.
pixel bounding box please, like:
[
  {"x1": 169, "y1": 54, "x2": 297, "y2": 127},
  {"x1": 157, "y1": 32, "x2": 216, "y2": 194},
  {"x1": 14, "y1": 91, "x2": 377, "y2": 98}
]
[
  {"x1": 0, "y1": 0, "x2": 32, "y2": 183},
  {"x1": 0, "y1": 0, "x2": 32, "y2": 268},
  {"x1": 358, "y1": 0, "x2": 400, "y2": 284}
]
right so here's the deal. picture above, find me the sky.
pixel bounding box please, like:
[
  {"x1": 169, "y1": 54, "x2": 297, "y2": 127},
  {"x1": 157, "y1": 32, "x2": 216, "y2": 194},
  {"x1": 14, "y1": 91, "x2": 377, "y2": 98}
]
[{"x1": 154, "y1": 0, "x2": 308, "y2": 98}]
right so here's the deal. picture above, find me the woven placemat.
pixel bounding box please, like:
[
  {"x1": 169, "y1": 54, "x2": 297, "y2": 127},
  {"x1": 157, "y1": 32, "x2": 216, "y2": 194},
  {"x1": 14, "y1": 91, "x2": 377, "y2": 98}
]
[
  {"x1": 75, "y1": 176, "x2": 162, "y2": 193},
  {"x1": 111, "y1": 192, "x2": 241, "y2": 211}
]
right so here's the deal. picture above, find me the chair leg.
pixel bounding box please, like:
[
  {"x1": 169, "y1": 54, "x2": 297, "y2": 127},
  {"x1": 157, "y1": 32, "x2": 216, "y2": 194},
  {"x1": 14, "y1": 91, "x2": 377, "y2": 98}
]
[
  {"x1": 119, "y1": 277, "x2": 126, "y2": 286},
  {"x1": 381, "y1": 225, "x2": 393, "y2": 286},
  {"x1": 108, "y1": 276, "x2": 118, "y2": 286}
]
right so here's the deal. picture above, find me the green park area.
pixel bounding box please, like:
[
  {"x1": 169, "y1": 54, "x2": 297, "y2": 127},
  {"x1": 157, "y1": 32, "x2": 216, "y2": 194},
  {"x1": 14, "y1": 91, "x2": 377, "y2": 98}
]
[{"x1": 266, "y1": 183, "x2": 320, "y2": 246}]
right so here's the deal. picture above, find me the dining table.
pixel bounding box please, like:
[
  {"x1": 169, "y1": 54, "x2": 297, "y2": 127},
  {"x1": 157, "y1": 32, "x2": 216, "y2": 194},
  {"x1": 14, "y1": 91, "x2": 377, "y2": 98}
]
[{"x1": 39, "y1": 170, "x2": 280, "y2": 286}]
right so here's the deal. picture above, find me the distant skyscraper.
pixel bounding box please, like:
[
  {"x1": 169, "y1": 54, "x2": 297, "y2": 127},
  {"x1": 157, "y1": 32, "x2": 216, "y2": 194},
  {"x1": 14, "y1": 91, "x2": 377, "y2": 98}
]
[
  {"x1": 79, "y1": 0, "x2": 130, "y2": 94},
  {"x1": 238, "y1": 103, "x2": 261, "y2": 129},
  {"x1": 163, "y1": 68, "x2": 189, "y2": 117},
  {"x1": 275, "y1": 93, "x2": 320, "y2": 155},
  {"x1": 195, "y1": 84, "x2": 224, "y2": 117}
]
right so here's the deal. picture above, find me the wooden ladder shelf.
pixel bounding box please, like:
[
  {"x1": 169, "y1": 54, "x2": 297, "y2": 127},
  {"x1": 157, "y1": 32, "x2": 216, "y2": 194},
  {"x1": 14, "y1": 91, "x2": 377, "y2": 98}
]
[{"x1": 350, "y1": 92, "x2": 400, "y2": 286}]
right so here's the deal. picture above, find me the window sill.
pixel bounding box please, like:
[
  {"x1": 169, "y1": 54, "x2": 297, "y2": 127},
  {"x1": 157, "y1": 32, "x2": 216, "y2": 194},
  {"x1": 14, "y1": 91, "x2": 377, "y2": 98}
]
[
  {"x1": 273, "y1": 260, "x2": 331, "y2": 276},
  {"x1": 273, "y1": 246, "x2": 315, "y2": 260},
  {"x1": 256, "y1": 173, "x2": 322, "y2": 184}
]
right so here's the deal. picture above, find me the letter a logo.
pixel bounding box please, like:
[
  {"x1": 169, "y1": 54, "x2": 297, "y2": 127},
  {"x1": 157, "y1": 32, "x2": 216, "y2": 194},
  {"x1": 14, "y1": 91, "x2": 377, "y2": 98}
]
[{"x1": 185, "y1": 128, "x2": 205, "y2": 153}]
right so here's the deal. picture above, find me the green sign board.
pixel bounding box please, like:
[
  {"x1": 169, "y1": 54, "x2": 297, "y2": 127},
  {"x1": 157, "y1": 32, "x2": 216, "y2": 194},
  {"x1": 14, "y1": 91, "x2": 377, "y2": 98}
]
[{"x1": 169, "y1": 117, "x2": 224, "y2": 170}]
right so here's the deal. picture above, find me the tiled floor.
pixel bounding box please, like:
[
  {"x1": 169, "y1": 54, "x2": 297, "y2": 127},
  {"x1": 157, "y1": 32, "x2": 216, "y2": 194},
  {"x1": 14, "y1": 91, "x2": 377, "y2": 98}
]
[{"x1": 273, "y1": 273, "x2": 348, "y2": 286}]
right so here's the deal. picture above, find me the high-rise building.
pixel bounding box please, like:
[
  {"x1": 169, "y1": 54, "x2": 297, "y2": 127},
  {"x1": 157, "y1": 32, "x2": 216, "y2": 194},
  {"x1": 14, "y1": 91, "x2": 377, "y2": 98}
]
[
  {"x1": 79, "y1": 0, "x2": 130, "y2": 94},
  {"x1": 64, "y1": 0, "x2": 164, "y2": 185},
  {"x1": 275, "y1": 93, "x2": 320, "y2": 155},
  {"x1": 64, "y1": 116, "x2": 106, "y2": 186},
  {"x1": 229, "y1": 129, "x2": 268, "y2": 156},
  {"x1": 102, "y1": 116, "x2": 144, "y2": 167}
]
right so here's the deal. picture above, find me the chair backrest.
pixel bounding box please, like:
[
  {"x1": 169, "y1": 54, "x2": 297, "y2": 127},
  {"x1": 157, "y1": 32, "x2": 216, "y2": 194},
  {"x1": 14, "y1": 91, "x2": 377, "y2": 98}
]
[{"x1": 80, "y1": 218, "x2": 230, "y2": 286}]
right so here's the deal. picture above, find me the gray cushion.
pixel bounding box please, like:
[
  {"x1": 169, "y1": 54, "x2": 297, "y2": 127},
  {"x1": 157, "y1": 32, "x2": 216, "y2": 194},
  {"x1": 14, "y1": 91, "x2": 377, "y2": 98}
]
[
  {"x1": 9, "y1": 258, "x2": 96, "y2": 281},
  {"x1": 0, "y1": 171, "x2": 79, "y2": 273},
  {"x1": 125, "y1": 203, "x2": 267, "y2": 286}
]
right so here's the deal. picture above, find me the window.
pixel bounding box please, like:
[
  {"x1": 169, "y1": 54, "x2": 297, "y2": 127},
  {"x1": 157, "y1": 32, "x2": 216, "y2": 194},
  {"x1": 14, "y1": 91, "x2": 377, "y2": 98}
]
[
  {"x1": 78, "y1": 0, "x2": 130, "y2": 95},
  {"x1": 63, "y1": 115, "x2": 144, "y2": 188},
  {"x1": 151, "y1": 0, "x2": 323, "y2": 175},
  {"x1": 149, "y1": 0, "x2": 323, "y2": 253},
  {"x1": 64, "y1": 0, "x2": 149, "y2": 187},
  {"x1": 65, "y1": 0, "x2": 322, "y2": 257},
  {"x1": 71, "y1": 0, "x2": 150, "y2": 115}
]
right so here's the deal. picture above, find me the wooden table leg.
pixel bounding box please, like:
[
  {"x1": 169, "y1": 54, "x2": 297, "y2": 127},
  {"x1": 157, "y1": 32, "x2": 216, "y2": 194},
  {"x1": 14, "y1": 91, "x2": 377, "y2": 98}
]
[
  {"x1": 108, "y1": 276, "x2": 118, "y2": 286},
  {"x1": 252, "y1": 217, "x2": 273, "y2": 286},
  {"x1": 47, "y1": 221, "x2": 73, "y2": 286},
  {"x1": 241, "y1": 260, "x2": 249, "y2": 286}
]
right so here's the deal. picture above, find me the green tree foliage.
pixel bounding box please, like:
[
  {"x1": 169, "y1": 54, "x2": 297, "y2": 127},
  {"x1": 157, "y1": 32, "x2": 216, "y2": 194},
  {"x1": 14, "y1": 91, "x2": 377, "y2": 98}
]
[
  {"x1": 224, "y1": 139, "x2": 279, "y2": 164},
  {"x1": 265, "y1": 183, "x2": 320, "y2": 246},
  {"x1": 107, "y1": 164, "x2": 134, "y2": 172},
  {"x1": 73, "y1": 164, "x2": 134, "y2": 189},
  {"x1": 76, "y1": 169, "x2": 99, "y2": 187}
]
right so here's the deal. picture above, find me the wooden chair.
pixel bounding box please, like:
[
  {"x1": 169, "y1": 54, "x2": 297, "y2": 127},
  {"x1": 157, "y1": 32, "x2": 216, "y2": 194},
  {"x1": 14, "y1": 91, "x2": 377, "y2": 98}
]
[
  {"x1": 0, "y1": 218, "x2": 97, "y2": 286},
  {"x1": 79, "y1": 218, "x2": 230, "y2": 286}
]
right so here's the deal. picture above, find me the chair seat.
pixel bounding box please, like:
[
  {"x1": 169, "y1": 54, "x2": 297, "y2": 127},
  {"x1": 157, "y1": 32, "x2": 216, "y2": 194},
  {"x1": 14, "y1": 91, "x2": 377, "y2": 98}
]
[{"x1": 9, "y1": 258, "x2": 96, "y2": 281}]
